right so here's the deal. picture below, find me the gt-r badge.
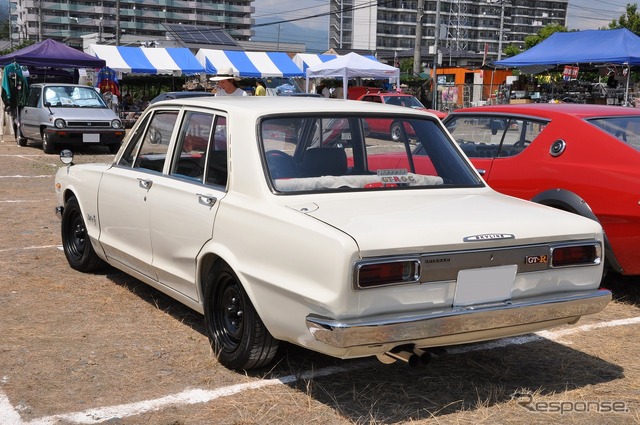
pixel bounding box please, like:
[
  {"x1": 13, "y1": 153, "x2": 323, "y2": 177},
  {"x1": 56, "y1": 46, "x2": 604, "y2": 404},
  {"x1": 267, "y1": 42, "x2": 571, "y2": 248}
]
[{"x1": 463, "y1": 233, "x2": 515, "y2": 242}]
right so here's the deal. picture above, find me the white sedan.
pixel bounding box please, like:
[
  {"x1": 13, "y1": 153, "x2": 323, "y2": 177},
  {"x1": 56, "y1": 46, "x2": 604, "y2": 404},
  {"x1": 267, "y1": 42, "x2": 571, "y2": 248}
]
[{"x1": 54, "y1": 97, "x2": 611, "y2": 370}]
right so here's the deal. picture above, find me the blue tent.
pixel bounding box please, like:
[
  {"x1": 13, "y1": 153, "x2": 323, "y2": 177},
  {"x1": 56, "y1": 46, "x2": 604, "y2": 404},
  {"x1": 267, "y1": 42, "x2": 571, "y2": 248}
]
[{"x1": 494, "y1": 29, "x2": 640, "y2": 68}]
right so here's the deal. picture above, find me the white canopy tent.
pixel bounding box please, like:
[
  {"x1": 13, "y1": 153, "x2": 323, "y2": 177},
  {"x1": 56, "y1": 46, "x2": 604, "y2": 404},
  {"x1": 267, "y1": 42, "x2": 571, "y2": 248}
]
[{"x1": 305, "y1": 52, "x2": 400, "y2": 99}]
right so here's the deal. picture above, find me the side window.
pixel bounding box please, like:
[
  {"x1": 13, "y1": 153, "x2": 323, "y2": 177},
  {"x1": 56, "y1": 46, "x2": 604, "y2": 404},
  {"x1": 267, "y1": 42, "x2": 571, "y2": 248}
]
[
  {"x1": 204, "y1": 116, "x2": 228, "y2": 187},
  {"x1": 170, "y1": 111, "x2": 214, "y2": 182},
  {"x1": 26, "y1": 88, "x2": 41, "y2": 107},
  {"x1": 118, "y1": 110, "x2": 178, "y2": 172},
  {"x1": 446, "y1": 116, "x2": 546, "y2": 158}
]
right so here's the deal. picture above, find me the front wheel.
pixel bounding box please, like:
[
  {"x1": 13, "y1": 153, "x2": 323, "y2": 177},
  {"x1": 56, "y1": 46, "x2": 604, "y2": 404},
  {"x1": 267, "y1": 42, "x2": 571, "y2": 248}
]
[
  {"x1": 61, "y1": 196, "x2": 104, "y2": 272},
  {"x1": 42, "y1": 132, "x2": 55, "y2": 154},
  {"x1": 390, "y1": 121, "x2": 403, "y2": 142},
  {"x1": 204, "y1": 264, "x2": 278, "y2": 370}
]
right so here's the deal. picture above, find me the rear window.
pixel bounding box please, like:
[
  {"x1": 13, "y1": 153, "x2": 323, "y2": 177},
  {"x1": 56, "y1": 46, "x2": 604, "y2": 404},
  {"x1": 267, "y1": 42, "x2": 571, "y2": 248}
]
[
  {"x1": 588, "y1": 116, "x2": 640, "y2": 151},
  {"x1": 260, "y1": 114, "x2": 482, "y2": 193}
]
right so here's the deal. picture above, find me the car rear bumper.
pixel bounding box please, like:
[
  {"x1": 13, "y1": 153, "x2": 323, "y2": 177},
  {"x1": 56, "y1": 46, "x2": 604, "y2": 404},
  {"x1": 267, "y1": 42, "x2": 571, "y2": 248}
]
[{"x1": 306, "y1": 289, "x2": 611, "y2": 349}]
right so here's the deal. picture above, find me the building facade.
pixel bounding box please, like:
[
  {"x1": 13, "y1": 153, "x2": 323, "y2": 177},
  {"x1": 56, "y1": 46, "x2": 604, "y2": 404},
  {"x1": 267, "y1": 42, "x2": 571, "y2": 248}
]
[
  {"x1": 330, "y1": 0, "x2": 568, "y2": 66},
  {"x1": 9, "y1": 0, "x2": 254, "y2": 48}
]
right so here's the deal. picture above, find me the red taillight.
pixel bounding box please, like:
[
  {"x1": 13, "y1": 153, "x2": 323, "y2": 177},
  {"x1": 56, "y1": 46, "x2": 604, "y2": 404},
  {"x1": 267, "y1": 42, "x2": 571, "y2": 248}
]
[
  {"x1": 551, "y1": 245, "x2": 599, "y2": 267},
  {"x1": 357, "y1": 261, "x2": 420, "y2": 288}
]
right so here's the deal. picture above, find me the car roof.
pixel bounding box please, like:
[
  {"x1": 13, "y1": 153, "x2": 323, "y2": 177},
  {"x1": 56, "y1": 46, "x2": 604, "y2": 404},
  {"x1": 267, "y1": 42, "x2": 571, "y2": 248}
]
[
  {"x1": 149, "y1": 96, "x2": 442, "y2": 119},
  {"x1": 449, "y1": 103, "x2": 640, "y2": 119}
]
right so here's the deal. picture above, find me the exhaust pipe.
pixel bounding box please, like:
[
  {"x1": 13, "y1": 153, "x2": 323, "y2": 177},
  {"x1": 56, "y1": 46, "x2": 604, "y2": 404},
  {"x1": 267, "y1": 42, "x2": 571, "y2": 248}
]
[{"x1": 377, "y1": 347, "x2": 432, "y2": 367}]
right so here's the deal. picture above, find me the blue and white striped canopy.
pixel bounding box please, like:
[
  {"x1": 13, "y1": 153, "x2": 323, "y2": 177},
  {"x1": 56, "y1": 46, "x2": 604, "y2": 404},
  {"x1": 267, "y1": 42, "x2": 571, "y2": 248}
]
[
  {"x1": 89, "y1": 44, "x2": 205, "y2": 75},
  {"x1": 196, "y1": 49, "x2": 304, "y2": 77}
]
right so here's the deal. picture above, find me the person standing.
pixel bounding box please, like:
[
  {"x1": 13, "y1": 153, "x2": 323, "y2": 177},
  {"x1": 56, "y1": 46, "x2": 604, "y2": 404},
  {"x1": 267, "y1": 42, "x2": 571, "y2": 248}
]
[
  {"x1": 254, "y1": 80, "x2": 266, "y2": 96},
  {"x1": 210, "y1": 67, "x2": 247, "y2": 97}
]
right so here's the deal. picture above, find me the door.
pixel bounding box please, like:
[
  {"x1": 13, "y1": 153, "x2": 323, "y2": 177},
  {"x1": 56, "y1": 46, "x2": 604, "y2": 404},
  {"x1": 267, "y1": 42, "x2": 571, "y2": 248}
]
[
  {"x1": 97, "y1": 110, "x2": 179, "y2": 279},
  {"x1": 148, "y1": 112, "x2": 228, "y2": 301},
  {"x1": 19, "y1": 86, "x2": 43, "y2": 139}
]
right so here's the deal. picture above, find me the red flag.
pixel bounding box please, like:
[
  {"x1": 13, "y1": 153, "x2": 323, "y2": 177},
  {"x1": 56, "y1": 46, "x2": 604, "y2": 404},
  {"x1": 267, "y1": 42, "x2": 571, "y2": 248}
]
[{"x1": 482, "y1": 43, "x2": 489, "y2": 66}]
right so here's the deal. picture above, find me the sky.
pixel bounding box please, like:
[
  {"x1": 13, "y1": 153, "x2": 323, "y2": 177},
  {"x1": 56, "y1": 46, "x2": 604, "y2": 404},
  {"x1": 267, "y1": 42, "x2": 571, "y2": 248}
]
[{"x1": 252, "y1": 0, "x2": 634, "y2": 49}]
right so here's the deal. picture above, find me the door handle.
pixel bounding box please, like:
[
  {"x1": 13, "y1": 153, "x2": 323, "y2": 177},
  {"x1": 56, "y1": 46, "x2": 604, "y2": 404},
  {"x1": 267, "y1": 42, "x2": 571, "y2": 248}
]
[
  {"x1": 197, "y1": 193, "x2": 217, "y2": 206},
  {"x1": 137, "y1": 178, "x2": 153, "y2": 189}
]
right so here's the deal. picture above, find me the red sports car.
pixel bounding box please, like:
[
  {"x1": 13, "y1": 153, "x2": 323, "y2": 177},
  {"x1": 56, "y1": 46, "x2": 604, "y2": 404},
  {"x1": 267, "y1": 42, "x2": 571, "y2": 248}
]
[
  {"x1": 440, "y1": 103, "x2": 640, "y2": 275},
  {"x1": 357, "y1": 92, "x2": 447, "y2": 141}
]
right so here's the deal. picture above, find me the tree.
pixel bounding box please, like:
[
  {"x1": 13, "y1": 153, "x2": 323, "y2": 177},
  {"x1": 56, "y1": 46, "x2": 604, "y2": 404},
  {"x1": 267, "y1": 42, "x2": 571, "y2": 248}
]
[
  {"x1": 524, "y1": 23, "x2": 568, "y2": 49},
  {"x1": 503, "y1": 44, "x2": 522, "y2": 58},
  {"x1": 608, "y1": 3, "x2": 640, "y2": 34}
]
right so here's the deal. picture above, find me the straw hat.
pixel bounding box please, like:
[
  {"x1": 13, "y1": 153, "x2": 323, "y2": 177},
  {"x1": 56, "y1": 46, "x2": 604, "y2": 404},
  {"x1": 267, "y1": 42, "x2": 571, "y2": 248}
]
[{"x1": 210, "y1": 67, "x2": 241, "y2": 81}]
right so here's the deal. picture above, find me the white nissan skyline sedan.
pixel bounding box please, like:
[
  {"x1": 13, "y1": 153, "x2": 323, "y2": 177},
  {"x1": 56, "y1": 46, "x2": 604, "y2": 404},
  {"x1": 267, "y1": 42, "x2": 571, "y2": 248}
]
[{"x1": 54, "y1": 96, "x2": 611, "y2": 371}]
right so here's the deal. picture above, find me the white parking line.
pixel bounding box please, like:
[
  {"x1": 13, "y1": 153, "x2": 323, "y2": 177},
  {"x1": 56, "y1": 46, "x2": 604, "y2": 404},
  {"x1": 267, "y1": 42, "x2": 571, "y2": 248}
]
[
  {"x1": 0, "y1": 175, "x2": 52, "y2": 179},
  {"x1": 0, "y1": 316, "x2": 638, "y2": 424},
  {"x1": 0, "y1": 245, "x2": 61, "y2": 253}
]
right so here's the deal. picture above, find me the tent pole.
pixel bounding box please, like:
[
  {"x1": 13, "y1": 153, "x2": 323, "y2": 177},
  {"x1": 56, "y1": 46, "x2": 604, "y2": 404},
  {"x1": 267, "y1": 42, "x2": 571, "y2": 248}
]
[{"x1": 625, "y1": 62, "x2": 630, "y2": 106}]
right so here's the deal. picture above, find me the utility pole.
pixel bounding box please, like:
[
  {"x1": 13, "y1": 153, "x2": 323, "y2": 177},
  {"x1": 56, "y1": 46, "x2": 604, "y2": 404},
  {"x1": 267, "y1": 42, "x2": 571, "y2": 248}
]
[
  {"x1": 498, "y1": 1, "x2": 506, "y2": 60},
  {"x1": 412, "y1": 0, "x2": 425, "y2": 76},
  {"x1": 432, "y1": 0, "x2": 441, "y2": 111},
  {"x1": 116, "y1": 0, "x2": 120, "y2": 45}
]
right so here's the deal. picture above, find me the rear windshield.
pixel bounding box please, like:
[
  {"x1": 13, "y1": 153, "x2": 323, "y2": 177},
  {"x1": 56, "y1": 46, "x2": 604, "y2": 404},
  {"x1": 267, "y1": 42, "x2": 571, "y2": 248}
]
[
  {"x1": 588, "y1": 116, "x2": 640, "y2": 151},
  {"x1": 260, "y1": 114, "x2": 482, "y2": 193}
]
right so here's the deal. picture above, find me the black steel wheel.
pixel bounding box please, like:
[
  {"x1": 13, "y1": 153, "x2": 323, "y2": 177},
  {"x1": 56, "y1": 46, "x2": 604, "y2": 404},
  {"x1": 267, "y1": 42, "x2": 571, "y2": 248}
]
[
  {"x1": 204, "y1": 264, "x2": 278, "y2": 370},
  {"x1": 61, "y1": 196, "x2": 104, "y2": 272}
]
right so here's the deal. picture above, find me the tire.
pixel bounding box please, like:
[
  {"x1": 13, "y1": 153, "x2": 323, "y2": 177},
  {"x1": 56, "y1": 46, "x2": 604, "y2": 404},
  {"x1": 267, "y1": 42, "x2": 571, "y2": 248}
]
[
  {"x1": 42, "y1": 132, "x2": 55, "y2": 154},
  {"x1": 61, "y1": 196, "x2": 104, "y2": 272},
  {"x1": 14, "y1": 124, "x2": 27, "y2": 147},
  {"x1": 204, "y1": 264, "x2": 278, "y2": 370},
  {"x1": 108, "y1": 143, "x2": 121, "y2": 154},
  {"x1": 390, "y1": 121, "x2": 403, "y2": 142}
]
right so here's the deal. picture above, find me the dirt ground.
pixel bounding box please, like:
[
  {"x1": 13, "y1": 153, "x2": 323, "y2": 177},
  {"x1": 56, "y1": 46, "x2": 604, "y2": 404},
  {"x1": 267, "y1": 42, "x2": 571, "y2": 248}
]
[{"x1": 1, "y1": 134, "x2": 640, "y2": 425}]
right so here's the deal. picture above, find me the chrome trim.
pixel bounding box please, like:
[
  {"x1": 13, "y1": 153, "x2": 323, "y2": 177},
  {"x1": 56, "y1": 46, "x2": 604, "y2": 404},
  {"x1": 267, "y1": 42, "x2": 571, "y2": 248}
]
[{"x1": 306, "y1": 289, "x2": 611, "y2": 348}]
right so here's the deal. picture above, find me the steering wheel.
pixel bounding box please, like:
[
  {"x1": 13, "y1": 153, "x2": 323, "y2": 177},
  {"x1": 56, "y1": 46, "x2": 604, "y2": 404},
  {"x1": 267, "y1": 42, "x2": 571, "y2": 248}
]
[
  {"x1": 266, "y1": 150, "x2": 297, "y2": 179},
  {"x1": 513, "y1": 139, "x2": 532, "y2": 149}
]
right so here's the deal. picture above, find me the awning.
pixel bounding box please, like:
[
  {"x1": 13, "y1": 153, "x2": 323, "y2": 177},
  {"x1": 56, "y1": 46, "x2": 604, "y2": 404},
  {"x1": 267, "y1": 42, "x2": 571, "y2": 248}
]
[
  {"x1": 195, "y1": 49, "x2": 304, "y2": 77},
  {"x1": 293, "y1": 53, "x2": 380, "y2": 72},
  {"x1": 89, "y1": 44, "x2": 205, "y2": 75},
  {"x1": 293, "y1": 53, "x2": 340, "y2": 72}
]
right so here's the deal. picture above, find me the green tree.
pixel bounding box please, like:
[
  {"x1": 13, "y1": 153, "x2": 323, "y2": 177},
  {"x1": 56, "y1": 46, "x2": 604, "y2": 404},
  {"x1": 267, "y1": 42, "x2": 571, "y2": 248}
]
[
  {"x1": 608, "y1": 3, "x2": 640, "y2": 34},
  {"x1": 524, "y1": 23, "x2": 568, "y2": 49},
  {"x1": 503, "y1": 44, "x2": 522, "y2": 58}
]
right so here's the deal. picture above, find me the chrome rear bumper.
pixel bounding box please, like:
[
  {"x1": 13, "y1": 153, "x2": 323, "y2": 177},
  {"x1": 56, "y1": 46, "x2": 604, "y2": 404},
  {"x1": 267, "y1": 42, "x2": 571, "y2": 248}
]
[{"x1": 306, "y1": 289, "x2": 611, "y2": 349}]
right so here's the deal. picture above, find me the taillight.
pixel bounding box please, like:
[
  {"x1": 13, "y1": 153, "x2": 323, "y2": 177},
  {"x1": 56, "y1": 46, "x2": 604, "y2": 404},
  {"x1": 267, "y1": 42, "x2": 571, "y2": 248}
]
[
  {"x1": 551, "y1": 243, "x2": 601, "y2": 268},
  {"x1": 356, "y1": 259, "x2": 420, "y2": 288}
]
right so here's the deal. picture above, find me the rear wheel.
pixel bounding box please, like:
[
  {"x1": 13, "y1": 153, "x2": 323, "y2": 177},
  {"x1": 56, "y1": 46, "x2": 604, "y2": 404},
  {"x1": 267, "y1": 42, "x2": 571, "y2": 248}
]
[
  {"x1": 42, "y1": 133, "x2": 55, "y2": 154},
  {"x1": 14, "y1": 123, "x2": 27, "y2": 147},
  {"x1": 61, "y1": 196, "x2": 104, "y2": 272},
  {"x1": 204, "y1": 263, "x2": 278, "y2": 370}
]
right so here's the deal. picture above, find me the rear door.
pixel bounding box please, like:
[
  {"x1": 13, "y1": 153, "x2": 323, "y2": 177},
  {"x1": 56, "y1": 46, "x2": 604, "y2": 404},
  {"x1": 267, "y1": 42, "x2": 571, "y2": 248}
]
[{"x1": 147, "y1": 111, "x2": 227, "y2": 301}]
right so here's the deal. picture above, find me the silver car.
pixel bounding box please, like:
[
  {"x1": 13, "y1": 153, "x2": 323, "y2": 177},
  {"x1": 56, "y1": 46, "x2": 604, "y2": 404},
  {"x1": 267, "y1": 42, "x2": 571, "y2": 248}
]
[{"x1": 18, "y1": 83, "x2": 125, "y2": 154}]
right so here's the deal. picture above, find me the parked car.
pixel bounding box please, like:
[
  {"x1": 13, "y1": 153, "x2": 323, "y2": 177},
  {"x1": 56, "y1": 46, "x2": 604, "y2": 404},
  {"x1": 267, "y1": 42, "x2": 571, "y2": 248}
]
[
  {"x1": 149, "y1": 91, "x2": 216, "y2": 104},
  {"x1": 356, "y1": 92, "x2": 447, "y2": 141},
  {"x1": 17, "y1": 83, "x2": 125, "y2": 154},
  {"x1": 54, "y1": 97, "x2": 610, "y2": 371},
  {"x1": 441, "y1": 103, "x2": 640, "y2": 276}
]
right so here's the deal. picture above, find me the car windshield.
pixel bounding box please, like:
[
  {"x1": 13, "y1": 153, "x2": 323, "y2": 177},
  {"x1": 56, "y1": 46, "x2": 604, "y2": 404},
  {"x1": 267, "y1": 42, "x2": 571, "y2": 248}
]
[
  {"x1": 587, "y1": 116, "x2": 640, "y2": 151},
  {"x1": 384, "y1": 96, "x2": 424, "y2": 109},
  {"x1": 44, "y1": 86, "x2": 107, "y2": 108},
  {"x1": 260, "y1": 114, "x2": 482, "y2": 193},
  {"x1": 264, "y1": 77, "x2": 302, "y2": 95}
]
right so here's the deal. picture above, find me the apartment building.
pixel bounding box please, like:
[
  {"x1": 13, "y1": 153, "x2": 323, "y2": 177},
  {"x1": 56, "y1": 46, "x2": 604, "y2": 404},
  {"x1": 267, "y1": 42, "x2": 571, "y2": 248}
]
[
  {"x1": 330, "y1": 0, "x2": 568, "y2": 66},
  {"x1": 9, "y1": 0, "x2": 254, "y2": 48}
]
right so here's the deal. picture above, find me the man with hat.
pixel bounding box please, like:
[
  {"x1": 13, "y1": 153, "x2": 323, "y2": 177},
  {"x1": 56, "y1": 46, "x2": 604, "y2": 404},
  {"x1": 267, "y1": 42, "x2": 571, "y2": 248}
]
[{"x1": 210, "y1": 67, "x2": 247, "y2": 97}]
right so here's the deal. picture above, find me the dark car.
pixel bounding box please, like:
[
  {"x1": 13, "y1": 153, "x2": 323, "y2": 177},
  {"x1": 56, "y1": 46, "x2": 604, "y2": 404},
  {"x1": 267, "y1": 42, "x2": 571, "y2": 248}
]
[
  {"x1": 149, "y1": 91, "x2": 216, "y2": 104},
  {"x1": 17, "y1": 83, "x2": 125, "y2": 154},
  {"x1": 441, "y1": 103, "x2": 640, "y2": 276}
]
